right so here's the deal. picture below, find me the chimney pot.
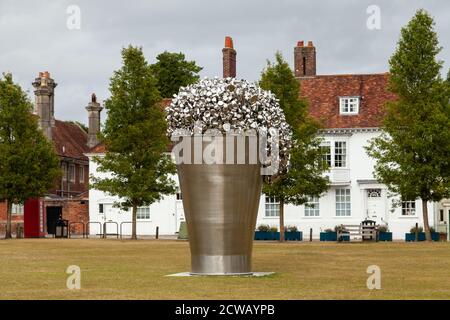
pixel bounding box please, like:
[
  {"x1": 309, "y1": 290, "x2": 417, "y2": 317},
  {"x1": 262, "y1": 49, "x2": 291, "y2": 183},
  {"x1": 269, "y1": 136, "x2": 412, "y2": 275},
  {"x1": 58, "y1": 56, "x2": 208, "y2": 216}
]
[
  {"x1": 224, "y1": 36, "x2": 234, "y2": 49},
  {"x1": 307, "y1": 41, "x2": 314, "y2": 47},
  {"x1": 297, "y1": 41, "x2": 304, "y2": 47}
]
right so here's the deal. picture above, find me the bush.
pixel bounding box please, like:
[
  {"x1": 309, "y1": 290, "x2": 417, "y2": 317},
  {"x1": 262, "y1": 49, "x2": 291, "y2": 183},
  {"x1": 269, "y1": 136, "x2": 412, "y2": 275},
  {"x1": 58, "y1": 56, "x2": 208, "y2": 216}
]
[
  {"x1": 378, "y1": 225, "x2": 389, "y2": 233},
  {"x1": 410, "y1": 225, "x2": 423, "y2": 234},
  {"x1": 285, "y1": 225, "x2": 298, "y2": 232},
  {"x1": 257, "y1": 224, "x2": 271, "y2": 232},
  {"x1": 324, "y1": 228, "x2": 334, "y2": 233},
  {"x1": 430, "y1": 227, "x2": 435, "y2": 233},
  {"x1": 269, "y1": 226, "x2": 278, "y2": 232},
  {"x1": 334, "y1": 224, "x2": 347, "y2": 233}
]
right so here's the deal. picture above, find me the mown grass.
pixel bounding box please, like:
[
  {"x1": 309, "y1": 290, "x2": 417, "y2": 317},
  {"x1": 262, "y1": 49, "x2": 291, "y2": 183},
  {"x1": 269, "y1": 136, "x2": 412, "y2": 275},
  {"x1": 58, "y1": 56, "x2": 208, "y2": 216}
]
[{"x1": 0, "y1": 239, "x2": 449, "y2": 299}]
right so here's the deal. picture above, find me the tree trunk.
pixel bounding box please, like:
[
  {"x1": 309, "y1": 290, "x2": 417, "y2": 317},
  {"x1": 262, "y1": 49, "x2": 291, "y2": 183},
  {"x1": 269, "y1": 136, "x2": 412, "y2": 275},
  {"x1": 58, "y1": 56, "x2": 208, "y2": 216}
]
[
  {"x1": 131, "y1": 204, "x2": 137, "y2": 240},
  {"x1": 5, "y1": 200, "x2": 13, "y2": 239},
  {"x1": 422, "y1": 199, "x2": 432, "y2": 242},
  {"x1": 279, "y1": 199, "x2": 285, "y2": 242}
]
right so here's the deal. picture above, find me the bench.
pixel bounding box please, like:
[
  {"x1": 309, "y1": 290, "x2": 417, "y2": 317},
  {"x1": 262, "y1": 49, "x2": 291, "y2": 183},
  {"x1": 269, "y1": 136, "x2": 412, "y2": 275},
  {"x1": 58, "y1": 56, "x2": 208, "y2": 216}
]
[{"x1": 337, "y1": 222, "x2": 378, "y2": 242}]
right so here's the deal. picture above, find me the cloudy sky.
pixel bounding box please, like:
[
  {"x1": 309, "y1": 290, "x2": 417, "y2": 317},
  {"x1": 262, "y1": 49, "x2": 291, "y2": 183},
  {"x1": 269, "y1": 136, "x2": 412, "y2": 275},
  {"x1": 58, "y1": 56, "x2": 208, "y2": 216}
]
[{"x1": 1, "y1": 0, "x2": 449, "y2": 124}]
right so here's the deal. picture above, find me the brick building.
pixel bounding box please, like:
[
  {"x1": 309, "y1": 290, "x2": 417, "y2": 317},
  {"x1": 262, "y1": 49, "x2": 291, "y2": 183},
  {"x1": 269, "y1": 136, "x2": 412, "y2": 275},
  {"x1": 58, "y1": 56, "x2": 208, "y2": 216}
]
[{"x1": 0, "y1": 72, "x2": 102, "y2": 236}]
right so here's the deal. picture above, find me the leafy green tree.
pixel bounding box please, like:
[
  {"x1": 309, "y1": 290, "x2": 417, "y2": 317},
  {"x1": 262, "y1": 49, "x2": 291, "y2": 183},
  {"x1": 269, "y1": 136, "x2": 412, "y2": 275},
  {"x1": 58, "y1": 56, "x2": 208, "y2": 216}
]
[
  {"x1": 0, "y1": 73, "x2": 60, "y2": 239},
  {"x1": 91, "y1": 46, "x2": 176, "y2": 240},
  {"x1": 366, "y1": 9, "x2": 450, "y2": 241},
  {"x1": 150, "y1": 51, "x2": 202, "y2": 98},
  {"x1": 259, "y1": 52, "x2": 329, "y2": 241}
]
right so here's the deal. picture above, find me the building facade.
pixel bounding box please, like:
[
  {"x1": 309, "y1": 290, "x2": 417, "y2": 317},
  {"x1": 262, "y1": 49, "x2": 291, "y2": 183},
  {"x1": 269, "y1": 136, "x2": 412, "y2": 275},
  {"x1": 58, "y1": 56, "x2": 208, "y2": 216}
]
[
  {"x1": 0, "y1": 72, "x2": 102, "y2": 236},
  {"x1": 87, "y1": 38, "x2": 445, "y2": 240}
]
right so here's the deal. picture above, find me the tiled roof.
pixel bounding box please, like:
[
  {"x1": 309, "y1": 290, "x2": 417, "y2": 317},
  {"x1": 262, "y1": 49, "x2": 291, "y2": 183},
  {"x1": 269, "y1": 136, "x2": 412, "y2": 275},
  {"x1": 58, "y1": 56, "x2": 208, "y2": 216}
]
[
  {"x1": 299, "y1": 73, "x2": 396, "y2": 129},
  {"x1": 87, "y1": 74, "x2": 396, "y2": 154},
  {"x1": 52, "y1": 120, "x2": 89, "y2": 160}
]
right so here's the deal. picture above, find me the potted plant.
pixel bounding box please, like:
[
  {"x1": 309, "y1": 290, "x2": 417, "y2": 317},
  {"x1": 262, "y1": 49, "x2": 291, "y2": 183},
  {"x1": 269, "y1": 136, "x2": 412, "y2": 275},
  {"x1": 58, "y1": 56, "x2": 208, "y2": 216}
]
[
  {"x1": 320, "y1": 228, "x2": 337, "y2": 241},
  {"x1": 405, "y1": 225, "x2": 440, "y2": 241},
  {"x1": 284, "y1": 225, "x2": 302, "y2": 241},
  {"x1": 377, "y1": 225, "x2": 392, "y2": 241},
  {"x1": 254, "y1": 224, "x2": 279, "y2": 241},
  {"x1": 335, "y1": 224, "x2": 350, "y2": 242}
]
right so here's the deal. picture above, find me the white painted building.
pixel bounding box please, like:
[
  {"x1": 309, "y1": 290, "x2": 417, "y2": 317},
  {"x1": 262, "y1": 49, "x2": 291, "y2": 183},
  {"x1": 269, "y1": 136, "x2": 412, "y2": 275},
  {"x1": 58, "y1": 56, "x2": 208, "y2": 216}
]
[{"x1": 86, "y1": 40, "x2": 447, "y2": 240}]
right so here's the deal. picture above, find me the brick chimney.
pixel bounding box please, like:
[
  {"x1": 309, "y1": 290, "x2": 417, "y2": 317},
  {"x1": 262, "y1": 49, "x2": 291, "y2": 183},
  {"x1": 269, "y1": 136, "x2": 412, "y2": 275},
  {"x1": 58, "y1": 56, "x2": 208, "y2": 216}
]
[
  {"x1": 294, "y1": 41, "x2": 316, "y2": 77},
  {"x1": 85, "y1": 93, "x2": 103, "y2": 148},
  {"x1": 222, "y1": 36, "x2": 236, "y2": 78},
  {"x1": 32, "y1": 71, "x2": 57, "y2": 140}
]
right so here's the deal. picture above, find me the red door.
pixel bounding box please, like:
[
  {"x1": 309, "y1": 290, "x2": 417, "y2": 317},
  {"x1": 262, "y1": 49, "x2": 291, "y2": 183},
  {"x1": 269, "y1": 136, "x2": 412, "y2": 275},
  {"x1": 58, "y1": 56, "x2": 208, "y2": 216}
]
[{"x1": 24, "y1": 199, "x2": 45, "y2": 238}]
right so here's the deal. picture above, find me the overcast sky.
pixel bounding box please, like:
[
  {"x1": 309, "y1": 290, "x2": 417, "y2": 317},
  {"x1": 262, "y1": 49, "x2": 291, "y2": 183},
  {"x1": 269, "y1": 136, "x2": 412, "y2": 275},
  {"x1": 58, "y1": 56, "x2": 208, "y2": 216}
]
[{"x1": 1, "y1": 0, "x2": 449, "y2": 124}]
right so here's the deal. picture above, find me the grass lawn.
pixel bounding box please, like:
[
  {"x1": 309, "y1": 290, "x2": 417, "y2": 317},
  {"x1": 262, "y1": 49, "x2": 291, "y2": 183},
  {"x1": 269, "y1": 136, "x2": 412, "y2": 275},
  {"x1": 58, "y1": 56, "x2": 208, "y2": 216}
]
[{"x1": 0, "y1": 239, "x2": 449, "y2": 300}]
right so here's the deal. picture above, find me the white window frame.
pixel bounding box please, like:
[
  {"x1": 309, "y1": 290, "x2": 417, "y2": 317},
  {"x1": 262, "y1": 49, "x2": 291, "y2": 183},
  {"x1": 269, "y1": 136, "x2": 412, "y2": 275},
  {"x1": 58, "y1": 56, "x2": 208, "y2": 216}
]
[
  {"x1": 401, "y1": 200, "x2": 416, "y2": 216},
  {"x1": 79, "y1": 165, "x2": 85, "y2": 184},
  {"x1": 339, "y1": 96, "x2": 360, "y2": 115},
  {"x1": 69, "y1": 164, "x2": 76, "y2": 183},
  {"x1": 334, "y1": 141, "x2": 347, "y2": 168},
  {"x1": 320, "y1": 141, "x2": 332, "y2": 167},
  {"x1": 265, "y1": 196, "x2": 280, "y2": 217},
  {"x1": 304, "y1": 196, "x2": 320, "y2": 217},
  {"x1": 12, "y1": 203, "x2": 24, "y2": 215},
  {"x1": 336, "y1": 188, "x2": 351, "y2": 217},
  {"x1": 62, "y1": 163, "x2": 68, "y2": 181},
  {"x1": 137, "y1": 206, "x2": 151, "y2": 220}
]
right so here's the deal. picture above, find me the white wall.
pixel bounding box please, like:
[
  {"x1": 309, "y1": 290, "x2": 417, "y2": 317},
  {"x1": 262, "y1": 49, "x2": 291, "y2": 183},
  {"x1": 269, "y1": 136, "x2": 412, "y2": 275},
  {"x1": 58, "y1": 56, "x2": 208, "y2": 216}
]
[
  {"x1": 255, "y1": 130, "x2": 436, "y2": 240},
  {"x1": 87, "y1": 129, "x2": 437, "y2": 240}
]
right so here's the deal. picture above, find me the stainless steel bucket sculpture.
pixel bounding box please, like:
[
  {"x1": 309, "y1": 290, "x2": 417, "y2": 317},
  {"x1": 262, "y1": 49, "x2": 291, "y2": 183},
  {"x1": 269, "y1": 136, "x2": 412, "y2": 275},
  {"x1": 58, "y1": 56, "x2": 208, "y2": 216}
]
[
  {"x1": 167, "y1": 78, "x2": 291, "y2": 275},
  {"x1": 176, "y1": 135, "x2": 262, "y2": 275}
]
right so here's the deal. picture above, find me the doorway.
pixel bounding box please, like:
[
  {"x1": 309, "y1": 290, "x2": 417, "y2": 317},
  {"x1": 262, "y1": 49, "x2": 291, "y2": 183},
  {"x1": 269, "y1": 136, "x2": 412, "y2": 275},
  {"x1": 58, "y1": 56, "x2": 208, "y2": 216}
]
[
  {"x1": 366, "y1": 189, "x2": 383, "y2": 224},
  {"x1": 46, "y1": 206, "x2": 62, "y2": 235}
]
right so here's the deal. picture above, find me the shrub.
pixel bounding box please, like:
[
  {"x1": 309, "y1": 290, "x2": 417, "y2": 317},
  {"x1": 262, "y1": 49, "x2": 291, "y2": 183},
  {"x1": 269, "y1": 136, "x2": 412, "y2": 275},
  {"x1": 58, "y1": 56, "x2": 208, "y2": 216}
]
[
  {"x1": 269, "y1": 226, "x2": 278, "y2": 232},
  {"x1": 324, "y1": 228, "x2": 334, "y2": 233},
  {"x1": 378, "y1": 225, "x2": 389, "y2": 233},
  {"x1": 257, "y1": 224, "x2": 271, "y2": 232},
  {"x1": 410, "y1": 225, "x2": 423, "y2": 234},
  {"x1": 430, "y1": 227, "x2": 435, "y2": 233},
  {"x1": 334, "y1": 224, "x2": 347, "y2": 233},
  {"x1": 285, "y1": 225, "x2": 298, "y2": 232}
]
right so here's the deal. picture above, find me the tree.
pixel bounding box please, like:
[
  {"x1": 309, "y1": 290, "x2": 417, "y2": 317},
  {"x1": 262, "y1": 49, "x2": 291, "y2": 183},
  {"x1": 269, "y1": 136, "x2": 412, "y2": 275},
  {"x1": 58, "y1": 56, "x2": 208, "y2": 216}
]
[
  {"x1": 91, "y1": 46, "x2": 176, "y2": 240},
  {"x1": 150, "y1": 51, "x2": 202, "y2": 98},
  {"x1": 0, "y1": 73, "x2": 60, "y2": 239},
  {"x1": 366, "y1": 9, "x2": 450, "y2": 241},
  {"x1": 259, "y1": 52, "x2": 329, "y2": 241}
]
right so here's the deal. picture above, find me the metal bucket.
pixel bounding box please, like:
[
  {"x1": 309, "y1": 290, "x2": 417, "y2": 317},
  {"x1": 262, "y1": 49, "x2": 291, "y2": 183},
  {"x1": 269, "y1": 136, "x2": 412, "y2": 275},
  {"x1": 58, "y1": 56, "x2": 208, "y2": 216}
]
[{"x1": 176, "y1": 134, "x2": 262, "y2": 275}]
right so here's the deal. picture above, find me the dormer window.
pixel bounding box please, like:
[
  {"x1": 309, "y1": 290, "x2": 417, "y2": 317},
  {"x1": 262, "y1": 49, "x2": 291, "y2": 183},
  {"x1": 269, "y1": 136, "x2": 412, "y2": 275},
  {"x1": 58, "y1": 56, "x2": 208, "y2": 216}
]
[{"x1": 339, "y1": 97, "x2": 360, "y2": 115}]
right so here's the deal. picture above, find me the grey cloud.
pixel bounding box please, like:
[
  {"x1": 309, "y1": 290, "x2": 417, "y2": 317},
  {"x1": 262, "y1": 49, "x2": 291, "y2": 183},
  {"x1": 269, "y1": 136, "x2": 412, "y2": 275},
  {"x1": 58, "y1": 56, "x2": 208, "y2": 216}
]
[{"x1": 0, "y1": 0, "x2": 449, "y2": 124}]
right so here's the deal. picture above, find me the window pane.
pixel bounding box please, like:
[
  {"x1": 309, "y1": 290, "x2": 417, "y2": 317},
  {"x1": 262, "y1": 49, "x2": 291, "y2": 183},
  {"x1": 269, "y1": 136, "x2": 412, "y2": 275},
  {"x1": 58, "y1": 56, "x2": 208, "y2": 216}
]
[{"x1": 336, "y1": 189, "x2": 351, "y2": 216}]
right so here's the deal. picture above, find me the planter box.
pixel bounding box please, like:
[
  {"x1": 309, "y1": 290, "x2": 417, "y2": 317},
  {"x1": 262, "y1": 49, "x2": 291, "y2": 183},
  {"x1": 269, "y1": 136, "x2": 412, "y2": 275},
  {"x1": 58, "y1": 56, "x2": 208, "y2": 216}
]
[
  {"x1": 320, "y1": 232, "x2": 336, "y2": 241},
  {"x1": 254, "y1": 231, "x2": 303, "y2": 241},
  {"x1": 254, "y1": 231, "x2": 279, "y2": 241},
  {"x1": 378, "y1": 232, "x2": 392, "y2": 242},
  {"x1": 405, "y1": 232, "x2": 440, "y2": 242},
  {"x1": 285, "y1": 231, "x2": 302, "y2": 241},
  {"x1": 320, "y1": 232, "x2": 349, "y2": 242}
]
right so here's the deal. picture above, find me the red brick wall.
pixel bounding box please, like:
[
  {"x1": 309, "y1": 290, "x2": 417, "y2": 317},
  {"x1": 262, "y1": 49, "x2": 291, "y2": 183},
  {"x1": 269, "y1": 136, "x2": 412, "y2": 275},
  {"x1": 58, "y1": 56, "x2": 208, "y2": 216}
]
[
  {"x1": 222, "y1": 37, "x2": 236, "y2": 78},
  {"x1": 0, "y1": 202, "x2": 24, "y2": 236},
  {"x1": 44, "y1": 199, "x2": 89, "y2": 235}
]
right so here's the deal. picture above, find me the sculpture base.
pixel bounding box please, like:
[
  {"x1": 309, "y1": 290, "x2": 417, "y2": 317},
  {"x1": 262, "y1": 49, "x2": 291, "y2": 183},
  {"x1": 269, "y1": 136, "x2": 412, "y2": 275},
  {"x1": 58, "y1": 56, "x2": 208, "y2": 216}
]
[{"x1": 166, "y1": 272, "x2": 274, "y2": 277}]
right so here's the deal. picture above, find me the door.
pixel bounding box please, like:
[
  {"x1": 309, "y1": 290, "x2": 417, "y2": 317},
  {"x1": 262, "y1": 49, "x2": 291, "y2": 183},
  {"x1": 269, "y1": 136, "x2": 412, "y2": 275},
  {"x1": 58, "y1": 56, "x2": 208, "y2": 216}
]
[
  {"x1": 46, "y1": 206, "x2": 62, "y2": 235},
  {"x1": 366, "y1": 189, "x2": 383, "y2": 224}
]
